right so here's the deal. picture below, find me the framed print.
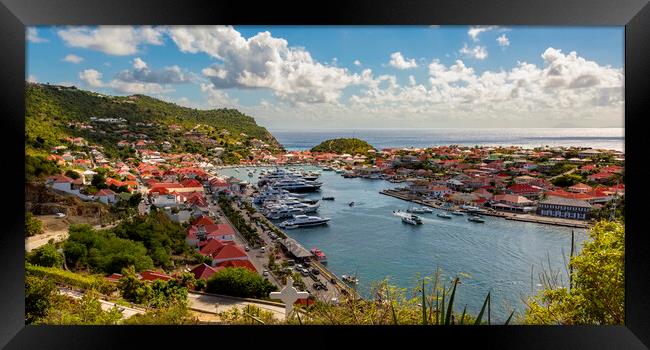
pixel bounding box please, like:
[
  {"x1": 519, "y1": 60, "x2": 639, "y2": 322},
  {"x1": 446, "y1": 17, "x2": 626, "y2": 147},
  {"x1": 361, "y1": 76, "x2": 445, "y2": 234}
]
[{"x1": 1, "y1": 0, "x2": 649, "y2": 348}]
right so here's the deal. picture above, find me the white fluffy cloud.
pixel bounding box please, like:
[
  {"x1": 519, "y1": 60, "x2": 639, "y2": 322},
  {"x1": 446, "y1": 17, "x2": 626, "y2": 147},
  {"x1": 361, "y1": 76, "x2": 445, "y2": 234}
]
[
  {"x1": 79, "y1": 68, "x2": 172, "y2": 94},
  {"x1": 167, "y1": 26, "x2": 364, "y2": 104},
  {"x1": 322, "y1": 47, "x2": 623, "y2": 128},
  {"x1": 79, "y1": 69, "x2": 104, "y2": 87},
  {"x1": 459, "y1": 44, "x2": 488, "y2": 60},
  {"x1": 27, "y1": 28, "x2": 48, "y2": 43},
  {"x1": 388, "y1": 52, "x2": 418, "y2": 69},
  {"x1": 114, "y1": 57, "x2": 194, "y2": 85},
  {"x1": 58, "y1": 26, "x2": 164, "y2": 55},
  {"x1": 467, "y1": 26, "x2": 498, "y2": 41},
  {"x1": 62, "y1": 54, "x2": 84, "y2": 64},
  {"x1": 200, "y1": 83, "x2": 240, "y2": 108},
  {"x1": 497, "y1": 34, "x2": 510, "y2": 47}
]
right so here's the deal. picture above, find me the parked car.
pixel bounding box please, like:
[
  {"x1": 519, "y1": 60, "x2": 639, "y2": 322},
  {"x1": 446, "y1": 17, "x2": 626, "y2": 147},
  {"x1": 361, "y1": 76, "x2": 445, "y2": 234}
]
[
  {"x1": 260, "y1": 247, "x2": 266, "y2": 253},
  {"x1": 311, "y1": 268, "x2": 320, "y2": 275},
  {"x1": 263, "y1": 270, "x2": 269, "y2": 276},
  {"x1": 55, "y1": 213, "x2": 66, "y2": 218},
  {"x1": 300, "y1": 269, "x2": 309, "y2": 277},
  {"x1": 244, "y1": 246, "x2": 250, "y2": 252}
]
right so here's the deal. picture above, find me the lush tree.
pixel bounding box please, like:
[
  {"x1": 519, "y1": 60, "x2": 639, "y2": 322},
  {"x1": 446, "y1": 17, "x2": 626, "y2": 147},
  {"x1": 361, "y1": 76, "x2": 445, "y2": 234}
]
[
  {"x1": 524, "y1": 221, "x2": 624, "y2": 325},
  {"x1": 118, "y1": 266, "x2": 153, "y2": 304},
  {"x1": 25, "y1": 275, "x2": 56, "y2": 324},
  {"x1": 91, "y1": 172, "x2": 108, "y2": 189},
  {"x1": 64, "y1": 169, "x2": 81, "y2": 179},
  {"x1": 110, "y1": 211, "x2": 188, "y2": 269},
  {"x1": 64, "y1": 224, "x2": 154, "y2": 273},
  {"x1": 25, "y1": 154, "x2": 60, "y2": 182},
  {"x1": 25, "y1": 212, "x2": 44, "y2": 237},
  {"x1": 551, "y1": 173, "x2": 584, "y2": 187},
  {"x1": 311, "y1": 138, "x2": 375, "y2": 155},
  {"x1": 118, "y1": 266, "x2": 189, "y2": 308},
  {"x1": 27, "y1": 243, "x2": 64, "y2": 268},
  {"x1": 205, "y1": 267, "x2": 277, "y2": 298}
]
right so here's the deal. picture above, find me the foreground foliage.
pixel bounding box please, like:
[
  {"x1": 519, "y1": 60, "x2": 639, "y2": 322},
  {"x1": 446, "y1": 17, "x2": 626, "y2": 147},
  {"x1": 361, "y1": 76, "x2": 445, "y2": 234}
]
[
  {"x1": 118, "y1": 266, "x2": 190, "y2": 308},
  {"x1": 25, "y1": 212, "x2": 44, "y2": 237},
  {"x1": 524, "y1": 220, "x2": 624, "y2": 325}
]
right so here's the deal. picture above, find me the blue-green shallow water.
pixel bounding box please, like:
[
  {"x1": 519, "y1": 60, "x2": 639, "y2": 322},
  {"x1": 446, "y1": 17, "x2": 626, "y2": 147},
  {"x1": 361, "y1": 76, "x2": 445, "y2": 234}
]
[{"x1": 217, "y1": 166, "x2": 588, "y2": 321}]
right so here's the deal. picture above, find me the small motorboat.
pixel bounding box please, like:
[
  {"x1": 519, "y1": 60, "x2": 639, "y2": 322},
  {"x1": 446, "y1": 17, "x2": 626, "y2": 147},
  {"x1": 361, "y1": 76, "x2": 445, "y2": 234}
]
[
  {"x1": 467, "y1": 216, "x2": 485, "y2": 223},
  {"x1": 402, "y1": 216, "x2": 418, "y2": 225},
  {"x1": 451, "y1": 211, "x2": 464, "y2": 216},
  {"x1": 322, "y1": 196, "x2": 335, "y2": 201},
  {"x1": 342, "y1": 274, "x2": 359, "y2": 284},
  {"x1": 348, "y1": 201, "x2": 355, "y2": 207},
  {"x1": 437, "y1": 212, "x2": 452, "y2": 219}
]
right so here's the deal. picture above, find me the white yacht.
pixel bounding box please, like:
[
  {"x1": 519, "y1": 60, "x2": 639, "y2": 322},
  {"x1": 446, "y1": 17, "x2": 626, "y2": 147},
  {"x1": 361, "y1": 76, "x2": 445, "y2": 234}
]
[
  {"x1": 270, "y1": 178, "x2": 322, "y2": 192},
  {"x1": 394, "y1": 210, "x2": 423, "y2": 225},
  {"x1": 437, "y1": 212, "x2": 452, "y2": 219},
  {"x1": 407, "y1": 206, "x2": 433, "y2": 214},
  {"x1": 279, "y1": 215, "x2": 330, "y2": 229}
]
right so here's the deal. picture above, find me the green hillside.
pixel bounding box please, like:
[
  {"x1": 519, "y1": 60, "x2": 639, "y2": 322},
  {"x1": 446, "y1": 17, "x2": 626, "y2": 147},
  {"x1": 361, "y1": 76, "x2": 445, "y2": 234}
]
[
  {"x1": 310, "y1": 138, "x2": 375, "y2": 155},
  {"x1": 25, "y1": 83, "x2": 283, "y2": 161}
]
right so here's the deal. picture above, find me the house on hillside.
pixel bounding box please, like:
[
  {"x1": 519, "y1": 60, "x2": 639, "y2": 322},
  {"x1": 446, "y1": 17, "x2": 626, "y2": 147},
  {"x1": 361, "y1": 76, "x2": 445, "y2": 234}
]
[{"x1": 95, "y1": 188, "x2": 117, "y2": 204}]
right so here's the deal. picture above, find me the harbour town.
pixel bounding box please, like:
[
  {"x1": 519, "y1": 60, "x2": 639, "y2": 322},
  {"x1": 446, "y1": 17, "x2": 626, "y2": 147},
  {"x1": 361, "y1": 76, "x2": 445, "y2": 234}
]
[{"x1": 24, "y1": 23, "x2": 625, "y2": 326}]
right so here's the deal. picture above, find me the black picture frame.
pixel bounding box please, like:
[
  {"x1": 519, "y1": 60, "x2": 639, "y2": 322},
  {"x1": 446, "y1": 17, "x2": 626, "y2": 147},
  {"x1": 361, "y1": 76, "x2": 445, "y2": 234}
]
[{"x1": 1, "y1": 0, "x2": 649, "y2": 348}]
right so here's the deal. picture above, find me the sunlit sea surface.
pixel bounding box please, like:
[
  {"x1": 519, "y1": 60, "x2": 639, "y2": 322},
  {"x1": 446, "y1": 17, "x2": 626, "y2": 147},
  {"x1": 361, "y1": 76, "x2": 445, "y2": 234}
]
[{"x1": 270, "y1": 128, "x2": 624, "y2": 152}]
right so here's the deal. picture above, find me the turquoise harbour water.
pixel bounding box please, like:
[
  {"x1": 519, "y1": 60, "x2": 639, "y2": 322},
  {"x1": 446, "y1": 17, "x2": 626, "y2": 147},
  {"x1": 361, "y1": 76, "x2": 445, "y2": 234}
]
[{"x1": 217, "y1": 166, "x2": 589, "y2": 321}]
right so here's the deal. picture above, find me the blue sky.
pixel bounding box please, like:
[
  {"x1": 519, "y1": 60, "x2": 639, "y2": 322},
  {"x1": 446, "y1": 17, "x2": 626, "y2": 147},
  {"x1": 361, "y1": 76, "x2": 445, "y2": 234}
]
[{"x1": 26, "y1": 26, "x2": 624, "y2": 129}]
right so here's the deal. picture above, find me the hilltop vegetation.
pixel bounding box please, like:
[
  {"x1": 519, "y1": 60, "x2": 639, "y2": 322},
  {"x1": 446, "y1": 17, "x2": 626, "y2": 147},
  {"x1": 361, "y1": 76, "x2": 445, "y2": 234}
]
[
  {"x1": 25, "y1": 83, "x2": 283, "y2": 163},
  {"x1": 310, "y1": 137, "x2": 375, "y2": 154}
]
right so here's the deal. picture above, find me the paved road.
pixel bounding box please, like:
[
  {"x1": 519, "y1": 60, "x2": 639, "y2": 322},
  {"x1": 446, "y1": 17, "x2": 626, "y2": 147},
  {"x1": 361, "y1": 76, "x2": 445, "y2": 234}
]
[
  {"x1": 187, "y1": 292, "x2": 286, "y2": 319},
  {"x1": 58, "y1": 286, "x2": 286, "y2": 321}
]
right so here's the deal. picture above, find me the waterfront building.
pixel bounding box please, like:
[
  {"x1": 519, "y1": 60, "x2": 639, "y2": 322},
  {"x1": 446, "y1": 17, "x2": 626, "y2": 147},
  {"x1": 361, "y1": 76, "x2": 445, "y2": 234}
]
[
  {"x1": 536, "y1": 196, "x2": 591, "y2": 220},
  {"x1": 491, "y1": 194, "x2": 536, "y2": 213}
]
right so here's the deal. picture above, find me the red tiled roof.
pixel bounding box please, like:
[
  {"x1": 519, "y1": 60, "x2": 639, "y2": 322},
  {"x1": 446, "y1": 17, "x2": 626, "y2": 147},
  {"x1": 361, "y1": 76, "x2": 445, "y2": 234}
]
[
  {"x1": 190, "y1": 263, "x2": 221, "y2": 280},
  {"x1": 199, "y1": 239, "x2": 235, "y2": 257},
  {"x1": 139, "y1": 270, "x2": 172, "y2": 282},
  {"x1": 507, "y1": 184, "x2": 542, "y2": 194},
  {"x1": 50, "y1": 175, "x2": 75, "y2": 183},
  {"x1": 212, "y1": 245, "x2": 248, "y2": 261},
  {"x1": 95, "y1": 189, "x2": 116, "y2": 197},
  {"x1": 181, "y1": 179, "x2": 202, "y2": 188},
  {"x1": 192, "y1": 216, "x2": 215, "y2": 226},
  {"x1": 217, "y1": 259, "x2": 257, "y2": 273}
]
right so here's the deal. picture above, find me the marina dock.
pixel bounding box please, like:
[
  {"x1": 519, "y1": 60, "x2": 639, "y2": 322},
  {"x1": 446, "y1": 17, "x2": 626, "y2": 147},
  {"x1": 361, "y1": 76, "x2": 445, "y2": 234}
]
[{"x1": 380, "y1": 189, "x2": 590, "y2": 229}]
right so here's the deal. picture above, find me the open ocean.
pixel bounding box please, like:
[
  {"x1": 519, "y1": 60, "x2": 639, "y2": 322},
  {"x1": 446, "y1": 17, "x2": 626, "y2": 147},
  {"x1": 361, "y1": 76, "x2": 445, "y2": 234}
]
[{"x1": 269, "y1": 128, "x2": 625, "y2": 152}]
